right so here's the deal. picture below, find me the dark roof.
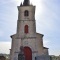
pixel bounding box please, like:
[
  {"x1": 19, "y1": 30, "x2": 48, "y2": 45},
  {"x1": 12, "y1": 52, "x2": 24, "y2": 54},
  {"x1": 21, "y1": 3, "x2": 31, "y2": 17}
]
[
  {"x1": 23, "y1": 0, "x2": 30, "y2": 6},
  {"x1": 43, "y1": 47, "x2": 49, "y2": 49}
]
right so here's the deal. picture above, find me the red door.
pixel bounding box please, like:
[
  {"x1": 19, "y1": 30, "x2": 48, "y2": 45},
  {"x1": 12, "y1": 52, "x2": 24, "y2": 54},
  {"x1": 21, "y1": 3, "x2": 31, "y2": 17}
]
[{"x1": 24, "y1": 47, "x2": 32, "y2": 60}]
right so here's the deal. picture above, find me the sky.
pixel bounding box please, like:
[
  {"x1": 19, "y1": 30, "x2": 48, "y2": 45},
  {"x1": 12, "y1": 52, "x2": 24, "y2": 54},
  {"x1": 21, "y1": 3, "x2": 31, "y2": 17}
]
[{"x1": 0, "y1": 0, "x2": 60, "y2": 56}]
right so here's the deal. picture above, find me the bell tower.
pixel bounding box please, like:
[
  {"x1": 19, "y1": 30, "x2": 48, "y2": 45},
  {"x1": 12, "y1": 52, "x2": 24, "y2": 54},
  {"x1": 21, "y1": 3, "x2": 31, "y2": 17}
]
[{"x1": 17, "y1": 0, "x2": 36, "y2": 38}]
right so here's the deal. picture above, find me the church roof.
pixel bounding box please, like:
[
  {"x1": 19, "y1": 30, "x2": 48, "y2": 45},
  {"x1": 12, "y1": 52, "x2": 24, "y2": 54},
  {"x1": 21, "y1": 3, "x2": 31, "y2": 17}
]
[
  {"x1": 23, "y1": 0, "x2": 30, "y2": 6},
  {"x1": 20, "y1": 0, "x2": 30, "y2": 6},
  {"x1": 36, "y1": 33, "x2": 44, "y2": 37},
  {"x1": 43, "y1": 47, "x2": 49, "y2": 49}
]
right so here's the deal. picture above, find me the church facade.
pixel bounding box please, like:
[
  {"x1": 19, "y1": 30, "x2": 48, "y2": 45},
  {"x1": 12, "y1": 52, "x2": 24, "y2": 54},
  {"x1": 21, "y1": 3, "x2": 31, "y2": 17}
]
[{"x1": 10, "y1": 0, "x2": 50, "y2": 60}]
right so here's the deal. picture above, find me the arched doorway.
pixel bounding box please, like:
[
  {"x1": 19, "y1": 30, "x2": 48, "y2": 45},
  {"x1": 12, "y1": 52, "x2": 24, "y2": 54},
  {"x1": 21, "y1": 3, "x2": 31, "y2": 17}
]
[{"x1": 24, "y1": 47, "x2": 32, "y2": 60}]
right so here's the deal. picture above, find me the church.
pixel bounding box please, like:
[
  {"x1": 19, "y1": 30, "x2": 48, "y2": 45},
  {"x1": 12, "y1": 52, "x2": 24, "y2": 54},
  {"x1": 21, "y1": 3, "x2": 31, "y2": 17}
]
[{"x1": 10, "y1": 0, "x2": 50, "y2": 60}]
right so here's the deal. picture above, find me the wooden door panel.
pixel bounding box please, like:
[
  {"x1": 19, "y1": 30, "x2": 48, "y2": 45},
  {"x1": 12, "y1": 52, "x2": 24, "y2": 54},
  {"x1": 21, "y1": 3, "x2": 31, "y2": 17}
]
[{"x1": 24, "y1": 47, "x2": 32, "y2": 60}]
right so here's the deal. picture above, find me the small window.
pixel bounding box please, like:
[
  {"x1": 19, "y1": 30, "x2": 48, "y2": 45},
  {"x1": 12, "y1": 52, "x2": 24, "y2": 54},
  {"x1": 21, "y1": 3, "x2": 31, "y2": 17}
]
[
  {"x1": 24, "y1": 25, "x2": 29, "y2": 33},
  {"x1": 24, "y1": 10, "x2": 29, "y2": 16}
]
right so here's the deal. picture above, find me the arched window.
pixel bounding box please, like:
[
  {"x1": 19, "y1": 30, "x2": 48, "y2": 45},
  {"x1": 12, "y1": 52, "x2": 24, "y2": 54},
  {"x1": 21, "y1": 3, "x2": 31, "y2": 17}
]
[
  {"x1": 24, "y1": 25, "x2": 28, "y2": 33},
  {"x1": 24, "y1": 10, "x2": 29, "y2": 16}
]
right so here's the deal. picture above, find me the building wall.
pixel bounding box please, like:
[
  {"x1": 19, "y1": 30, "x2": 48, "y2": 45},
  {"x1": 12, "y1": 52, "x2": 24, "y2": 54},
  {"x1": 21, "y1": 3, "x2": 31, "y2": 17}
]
[
  {"x1": 43, "y1": 48, "x2": 49, "y2": 55},
  {"x1": 36, "y1": 33, "x2": 44, "y2": 56},
  {"x1": 10, "y1": 1, "x2": 49, "y2": 60},
  {"x1": 10, "y1": 34, "x2": 38, "y2": 60},
  {"x1": 10, "y1": 33, "x2": 49, "y2": 60}
]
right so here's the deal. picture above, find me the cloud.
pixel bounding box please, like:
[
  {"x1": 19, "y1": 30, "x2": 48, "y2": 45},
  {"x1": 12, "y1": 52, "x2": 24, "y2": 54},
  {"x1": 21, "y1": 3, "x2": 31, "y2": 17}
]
[{"x1": 0, "y1": 42, "x2": 11, "y2": 54}]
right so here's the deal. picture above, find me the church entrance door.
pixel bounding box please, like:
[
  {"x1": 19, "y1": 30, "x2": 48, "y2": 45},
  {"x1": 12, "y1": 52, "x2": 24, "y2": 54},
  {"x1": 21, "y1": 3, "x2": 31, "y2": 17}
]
[{"x1": 24, "y1": 47, "x2": 32, "y2": 60}]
